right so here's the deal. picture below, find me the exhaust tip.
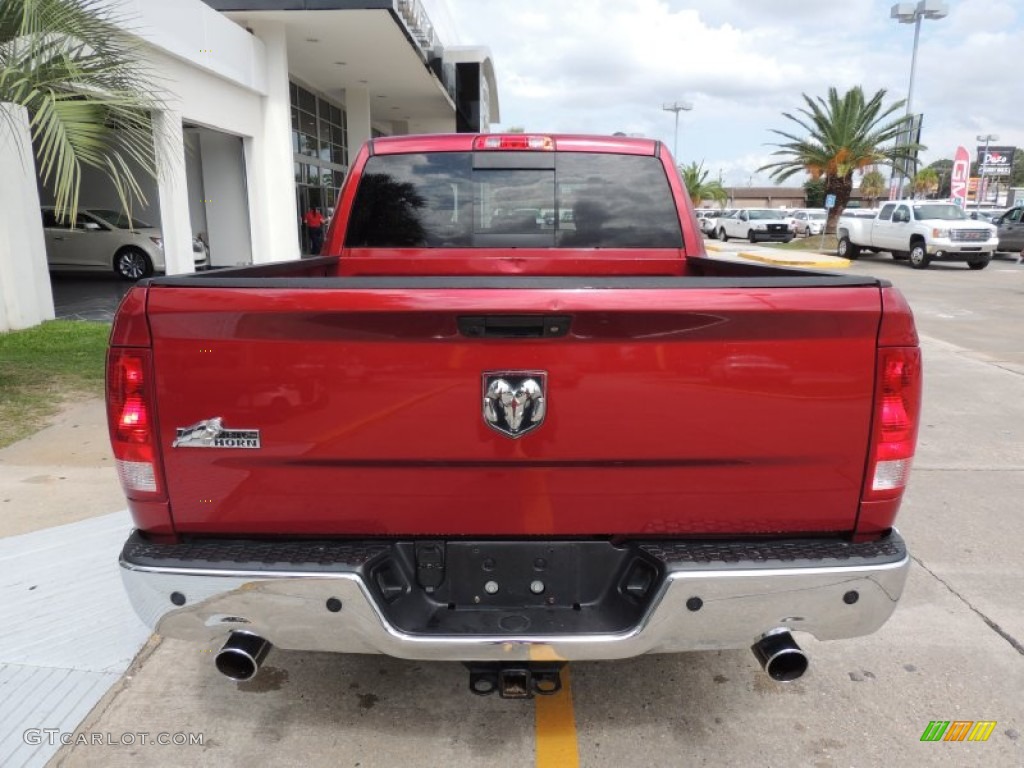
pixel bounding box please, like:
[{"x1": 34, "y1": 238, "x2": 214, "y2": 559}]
[
  {"x1": 215, "y1": 631, "x2": 272, "y2": 682},
  {"x1": 751, "y1": 630, "x2": 808, "y2": 683}
]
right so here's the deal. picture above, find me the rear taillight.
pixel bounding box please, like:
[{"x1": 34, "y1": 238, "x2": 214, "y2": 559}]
[
  {"x1": 107, "y1": 349, "x2": 163, "y2": 497},
  {"x1": 864, "y1": 347, "x2": 922, "y2": 500}
]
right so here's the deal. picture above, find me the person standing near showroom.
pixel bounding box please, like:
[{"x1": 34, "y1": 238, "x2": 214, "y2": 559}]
[{"x1": 303, "y1": 207, "x2": 325, "y2": 254}]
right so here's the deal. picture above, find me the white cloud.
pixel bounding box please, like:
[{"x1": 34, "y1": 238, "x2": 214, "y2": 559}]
[{"x1": 444, "y1": 0, "x2": 1024, "y2": 181}]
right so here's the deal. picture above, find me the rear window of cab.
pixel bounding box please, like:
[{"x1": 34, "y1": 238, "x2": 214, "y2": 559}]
[{"x1": 344, "y1": 152, "x2": 683, "y2": 249}]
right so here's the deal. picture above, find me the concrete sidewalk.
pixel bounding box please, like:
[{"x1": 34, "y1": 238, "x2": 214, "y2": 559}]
[
  {"x1": 0, "y1": 512, "x2": 151, "y2": 768},
  {"x1": 0, "y1": 399, "x2": 125, "y2": 539},
  {"x1": 0, "y1": 398, "x2": 149, "y2": 768}
]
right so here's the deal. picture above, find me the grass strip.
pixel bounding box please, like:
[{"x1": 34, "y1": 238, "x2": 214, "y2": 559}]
[{"x1": 0, "y1": 320, "x2": 110, "y2": 448}]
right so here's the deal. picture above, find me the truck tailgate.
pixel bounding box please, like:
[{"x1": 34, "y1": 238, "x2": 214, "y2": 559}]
[{"x1": 147, "y1": 281, "x2": 881, "y2": 536}]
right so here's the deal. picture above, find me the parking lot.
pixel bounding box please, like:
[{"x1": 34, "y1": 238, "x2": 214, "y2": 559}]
[{"x1": 15, "y1": 251, "x2": 1024, "y2": 767}]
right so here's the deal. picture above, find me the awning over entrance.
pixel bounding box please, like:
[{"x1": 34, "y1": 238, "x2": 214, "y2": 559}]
[{"x1": 209, "y1": 1, "x2": 495, "y2": 135}]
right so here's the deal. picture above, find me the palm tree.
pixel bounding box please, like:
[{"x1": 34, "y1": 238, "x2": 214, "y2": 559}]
[
  {"x1": 678, "y1": 160, "x2": 727, "y2": 207},
  {"x1": 758, "y1": 87, "x2": 922, "y2": 233},
  {"x1": 1, "y1": 0, "x2": 162, "y2": 221},
  {"x1": 859, "y1": 169, "x2": 886, "y2": 207},
  {"x1": 912, "y1": 168, "x2": 939, "y2": 199}
]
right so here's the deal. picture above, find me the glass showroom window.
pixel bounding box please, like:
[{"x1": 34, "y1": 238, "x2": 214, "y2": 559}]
[{"x1": 290, "y1": 83, "x2": 348, "y2": 251}]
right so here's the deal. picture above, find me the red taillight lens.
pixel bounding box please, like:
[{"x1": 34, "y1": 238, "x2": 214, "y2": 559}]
[
  {"x1": 118, "y1": 394, "x2": 149, "y2": 442},
  {"x1": 878, "y1": 357, "x2": 912, "y2": 453},
  {"x1": 107, "y1": 349, "x2": 163, "y2": 497},
  {"x1": 865, "y1": 348, "x2": 922, "y2": 499},
  {"x1": 473, "y1": 134, "x2": 554, "y2": 151}
]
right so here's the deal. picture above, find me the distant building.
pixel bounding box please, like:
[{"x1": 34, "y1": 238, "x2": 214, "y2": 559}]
[{"x1": 723, "y1": 187, "x2": 865, "y2": 209}]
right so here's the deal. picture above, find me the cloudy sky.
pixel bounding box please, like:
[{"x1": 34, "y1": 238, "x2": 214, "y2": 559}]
[{"x1": 429, "y1": 0, "x2": 1021, "y2": 186}]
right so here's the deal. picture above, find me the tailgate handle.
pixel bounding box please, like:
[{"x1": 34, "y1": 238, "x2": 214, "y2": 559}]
[{"x1": 458, "y1": 315, "x2": 571, "y2": 339}]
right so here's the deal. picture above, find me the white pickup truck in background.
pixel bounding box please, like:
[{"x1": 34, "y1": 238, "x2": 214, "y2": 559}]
[
  {"x1": 837, "y1": 201, "x2": 998, "y2": 270},
  {"x1": 716, "y1": 208, "x2": 793, "y2": 243}
]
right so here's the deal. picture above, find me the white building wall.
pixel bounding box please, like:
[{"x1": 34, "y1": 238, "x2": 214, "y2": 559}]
[
  {"x1": 183, "y1": 130, "x2": 209, "y2": 242},
  {"x1": 100, "y1": 0, "x2": 267, "y2": 94},
  {"x1": 154, "y1": 108, "x2": 195, "y2": 275},
  {"x1": 247, "y1": 21, "x2": 300, "y2": 263},
  {"x1": 199, "y1": 131, "x2": 253, "y2": 267},
  {"x1": 0, "y1": 105, "x2": 55, "y2": 332},
  {"x1": 140, "y1": 33, "x2": 294, "y2": 269},
  {"x1": 346, "y1": 87, "x2": 373, "y2": 162}
]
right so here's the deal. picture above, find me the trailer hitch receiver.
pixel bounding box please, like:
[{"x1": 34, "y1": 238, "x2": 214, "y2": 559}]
[{"x1": 465, "y1": 662, "x2": 565, "y2": 699}]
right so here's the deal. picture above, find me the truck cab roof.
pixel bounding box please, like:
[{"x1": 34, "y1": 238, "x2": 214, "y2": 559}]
[{"x1": 369, "y1": 133, "x2": 662, "y2": 156}]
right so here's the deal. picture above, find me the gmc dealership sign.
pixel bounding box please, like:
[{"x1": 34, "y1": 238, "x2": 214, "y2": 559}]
[
  {"x1": 951, "y1": 146, "x2": 971, "y2": 209},
  {"x1": 976, "y1": 145, "x2": 1016, "y2": 177}
]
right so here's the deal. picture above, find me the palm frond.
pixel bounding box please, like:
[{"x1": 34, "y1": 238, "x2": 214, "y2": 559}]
[{"x1": 1, "y1": 0, "x2": 165, "y2": 222}]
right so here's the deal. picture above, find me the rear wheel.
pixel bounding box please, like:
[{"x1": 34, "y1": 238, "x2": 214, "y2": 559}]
[
  {"x1": 908, "y1": 244, "x2": 930, "y2": 269},
  {"x1": 718, "y1": 228, "x2": 728, "y2": 242},
  {"x1": 114, "y1": 247, "x2": 153, "y2": 280},
  {"x1": 968, "y1": 258, "x2": 991, "y2": 270},
  {"x1": 837, "y1": 236, "x2": 860, "y2": 259}
]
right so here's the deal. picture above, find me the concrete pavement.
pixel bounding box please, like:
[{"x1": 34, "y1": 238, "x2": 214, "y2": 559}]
[{"x1": 0, "y1": 399, "x2": 125, "y2": 538}]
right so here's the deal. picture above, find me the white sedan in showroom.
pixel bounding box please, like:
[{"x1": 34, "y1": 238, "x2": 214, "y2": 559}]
[{"x1": 41, "y1": 207, "x2": 208, "y2": 280}]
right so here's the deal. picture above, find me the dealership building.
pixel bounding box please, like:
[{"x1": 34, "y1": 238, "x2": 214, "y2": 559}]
[{"x1": 1, "y1": 0, "x2": 499, "y2": 330}]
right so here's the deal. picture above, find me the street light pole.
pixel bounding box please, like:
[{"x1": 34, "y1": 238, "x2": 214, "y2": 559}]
[
  {"x1": 889, "y1": 1, "x2": 948, "y2": 199},
  {"x1": 905, "y1": 11, "x2": 923, "y2": 117},
  {"x1": 976, "y1": 133, "x2": 998, "y2": 209},
  {"x1": 662, "y1": 101, "x2": 693, "y2": 160}
]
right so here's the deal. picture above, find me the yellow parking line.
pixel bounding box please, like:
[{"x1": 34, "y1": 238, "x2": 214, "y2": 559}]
[{"x1": 535, "y1": 666, "x2": 580, "y2": 768}]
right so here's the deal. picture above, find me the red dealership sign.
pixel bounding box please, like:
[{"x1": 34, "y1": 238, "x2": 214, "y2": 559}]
[{"x1": 950, "y1": 146, "x2": 970, "y2": 209}]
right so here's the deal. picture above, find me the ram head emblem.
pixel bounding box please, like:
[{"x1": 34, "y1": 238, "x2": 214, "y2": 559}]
[{"x1": 482, "y1": 372, "x2": 547, "y2": 438}]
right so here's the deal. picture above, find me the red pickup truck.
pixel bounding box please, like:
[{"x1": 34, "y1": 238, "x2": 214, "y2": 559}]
[{"x1": 109, "y1": 134, "x2": 921, "y2": 698}]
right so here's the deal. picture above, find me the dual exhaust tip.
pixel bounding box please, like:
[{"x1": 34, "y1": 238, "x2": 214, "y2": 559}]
[
  {"x1": 215, "y1": 631, "x2": 272, "y2": 682},
  {"x1": 214, "y1": 629, "x2": 807, "y2": 684},
  {"x1": 751, "y1": 629, "x2": 808, "y2": 682}
]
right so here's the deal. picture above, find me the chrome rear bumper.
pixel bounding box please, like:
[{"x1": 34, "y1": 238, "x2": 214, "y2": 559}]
[{"x1": 120, "y1": 531, "x2": 909, "y2": 662}]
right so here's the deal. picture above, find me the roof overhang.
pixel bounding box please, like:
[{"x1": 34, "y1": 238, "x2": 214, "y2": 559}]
[{"x1": 213, "y1": 3, "x2": 457, "y2": 133}]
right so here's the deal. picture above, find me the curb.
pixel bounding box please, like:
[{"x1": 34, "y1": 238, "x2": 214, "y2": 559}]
[
  {"x1": 737, "y1": 250, "x2": 851, "y2": 269},
  {"x1": 703, "y1": 241, "x2": 850, "y2": 269}
]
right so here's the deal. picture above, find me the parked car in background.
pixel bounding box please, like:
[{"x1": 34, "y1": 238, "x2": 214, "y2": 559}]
[
  {"x1": 41, "y1": 207, "x2": 209, "y2": 280},
  {"x1": 694, "y1": 209, "x2": 718, "y2": 231},
  {"x1": 717, "y1": 208, "x2": 793, "y2": 243},
  {"x1": 789, "y1": 209, "x2": 827, "y2": 236},
  {"x1": 968, "y1": 208, "x2": 1006, "y2": 224},
  {"x1": 702, "y1": 209, "x2": 735, "y2": 237},
  {"x1": 993, "y1": 206, "x2": 1024, "y2": 252}
]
